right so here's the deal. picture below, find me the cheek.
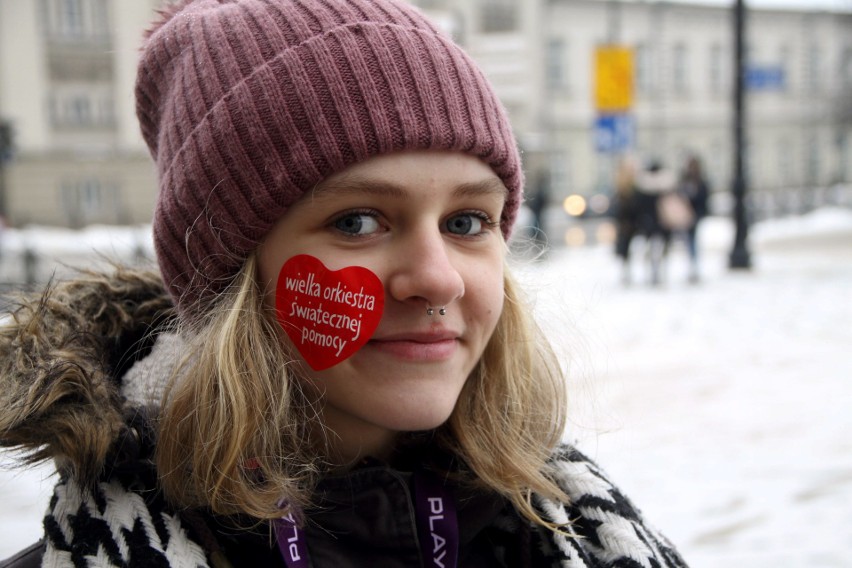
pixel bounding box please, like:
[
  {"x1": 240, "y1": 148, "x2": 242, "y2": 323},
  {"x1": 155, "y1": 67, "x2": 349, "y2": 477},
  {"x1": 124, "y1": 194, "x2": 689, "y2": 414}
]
[
  {"x1": 485, "y1": 281, "x2": 505, "y2": 330},
  {"x1": 466, "y1": 262, "x2": 504, "y2": 327}
]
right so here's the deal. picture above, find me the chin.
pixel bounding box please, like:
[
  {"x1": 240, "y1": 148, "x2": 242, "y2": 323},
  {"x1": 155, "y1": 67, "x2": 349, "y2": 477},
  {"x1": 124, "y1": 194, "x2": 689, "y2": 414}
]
[{"x1": 381, "y1": 404, "x2": 457, "y2": 433}]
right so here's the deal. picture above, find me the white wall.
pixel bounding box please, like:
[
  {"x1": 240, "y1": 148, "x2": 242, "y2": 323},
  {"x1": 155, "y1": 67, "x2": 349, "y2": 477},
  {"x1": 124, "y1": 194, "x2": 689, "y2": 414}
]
[{"x1": 0, "y1": 0, "x2": 50, "y2": 150}]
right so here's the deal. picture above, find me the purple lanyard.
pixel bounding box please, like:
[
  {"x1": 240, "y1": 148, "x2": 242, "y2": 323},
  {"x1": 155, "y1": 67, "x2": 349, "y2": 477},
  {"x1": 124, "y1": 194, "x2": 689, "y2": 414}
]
[
  {"x1": 274, "y1": 471, "x2": 459, "y2": 568},
  {"x1": 275, "y1": 510, "x2": 310, "y2": 568}
]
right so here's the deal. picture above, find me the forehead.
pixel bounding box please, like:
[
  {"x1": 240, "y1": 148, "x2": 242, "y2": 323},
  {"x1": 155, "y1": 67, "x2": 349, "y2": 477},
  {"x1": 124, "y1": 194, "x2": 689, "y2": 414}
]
[{"x1": 313, "y1": 151, "x2": 508, "y2": 200}]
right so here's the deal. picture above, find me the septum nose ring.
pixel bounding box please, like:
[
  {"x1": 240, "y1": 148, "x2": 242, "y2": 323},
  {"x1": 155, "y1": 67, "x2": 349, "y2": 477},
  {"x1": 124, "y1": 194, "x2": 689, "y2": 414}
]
[{"x1": 426, "y1": 307, "x2": 447, "y2": 316}]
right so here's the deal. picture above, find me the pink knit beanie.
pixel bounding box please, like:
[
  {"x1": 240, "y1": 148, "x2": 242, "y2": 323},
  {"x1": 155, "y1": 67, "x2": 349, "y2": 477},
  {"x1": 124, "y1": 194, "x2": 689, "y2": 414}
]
[{"x1": 136, "y1": 0, "x2": 523, "y2": 320}]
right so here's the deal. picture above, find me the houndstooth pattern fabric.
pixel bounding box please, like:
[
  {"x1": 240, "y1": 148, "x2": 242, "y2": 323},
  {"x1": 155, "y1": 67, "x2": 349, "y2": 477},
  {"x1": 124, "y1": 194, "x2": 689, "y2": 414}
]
[
  {"x1": 37, "y1": 446, "x2": 685, "y2": 567},
  {"x1": 42, "y1": 476, "x2": 208, "y2": 568},
  {"x1": 534, "y1": 446, "x2": 687, "y2": 568}
]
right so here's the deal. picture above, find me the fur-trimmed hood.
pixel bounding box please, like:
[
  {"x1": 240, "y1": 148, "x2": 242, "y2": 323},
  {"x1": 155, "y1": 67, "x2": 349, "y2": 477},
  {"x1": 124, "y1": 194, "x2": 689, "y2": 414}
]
[{"x1": 0, "y1": 268, "x2": 177, "y2": 486}]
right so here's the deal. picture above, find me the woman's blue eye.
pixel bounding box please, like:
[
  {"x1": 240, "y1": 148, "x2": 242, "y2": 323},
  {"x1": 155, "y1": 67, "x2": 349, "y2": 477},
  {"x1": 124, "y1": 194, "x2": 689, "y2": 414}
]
[
  {"x1": 445, "y1": 213, "x2": 485, "y2": 236},
  {"x1": 334, "y1": 213, "x2": 379, "y2": 235}
]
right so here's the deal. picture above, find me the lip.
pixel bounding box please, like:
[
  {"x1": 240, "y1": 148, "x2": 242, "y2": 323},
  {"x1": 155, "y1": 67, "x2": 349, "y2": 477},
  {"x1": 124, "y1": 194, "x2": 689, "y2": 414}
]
[{"x1": 367, "y1": 329, "x2": 460, "y2": 362}]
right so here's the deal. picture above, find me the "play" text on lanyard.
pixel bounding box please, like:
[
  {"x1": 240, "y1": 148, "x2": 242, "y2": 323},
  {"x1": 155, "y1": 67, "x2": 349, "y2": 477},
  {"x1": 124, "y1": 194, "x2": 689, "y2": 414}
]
[{"x1": 274, "y1": 471, "x2": 459, "y2": 568}]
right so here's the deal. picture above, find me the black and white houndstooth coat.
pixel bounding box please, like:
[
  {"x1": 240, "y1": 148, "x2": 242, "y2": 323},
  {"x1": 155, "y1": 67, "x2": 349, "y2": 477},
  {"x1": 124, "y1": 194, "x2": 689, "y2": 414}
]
[{"x1": 0, "y1": 269, "x2": 687, "y2": 567}]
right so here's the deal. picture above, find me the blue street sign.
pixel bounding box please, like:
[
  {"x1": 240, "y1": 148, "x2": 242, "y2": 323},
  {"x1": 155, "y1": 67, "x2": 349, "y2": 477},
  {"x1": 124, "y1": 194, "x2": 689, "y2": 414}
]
[
  {"x1": 746, "y1": 66, "x2": 785, "y2": 91},
  {"x1": 594, "y1": 114, "x2": 634, "y2": 154}
]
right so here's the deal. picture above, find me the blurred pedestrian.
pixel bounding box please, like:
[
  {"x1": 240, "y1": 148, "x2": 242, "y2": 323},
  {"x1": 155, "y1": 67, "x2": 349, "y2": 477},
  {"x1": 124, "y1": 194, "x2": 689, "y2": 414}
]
[
  {"x1": 678, "y1": 155, "x2": 710, "y2": 283},
  {"x1": 613, "y1": 154, "x2": 640, "y2": 284},
  {"x1": 635, "y1": 159, "x2": 679, "y2": 285},
  {"x1": 527, "y1": 169, "x2": 551, "y2": 244},
  {"x1": 0, "y1": 1, "x2": 688, "y2": 566}
]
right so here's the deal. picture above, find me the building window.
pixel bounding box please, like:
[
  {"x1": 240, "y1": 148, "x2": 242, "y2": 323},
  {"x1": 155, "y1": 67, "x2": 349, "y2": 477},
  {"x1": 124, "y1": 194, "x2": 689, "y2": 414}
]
[
  {"x1": 91, "y1": 0, "x2": 108, "y2": 36},
  {"x1": 806, "y1": 44, "x2": 821, "y2": 94},
  {"x1": 546, "y1": 38, "x2": 569, "y2": 91},
  {"x1": 49, "y1": 89, "x2": 115, "y2": 128},
  {"x1": 50, "y1": 93, "x2": 93, "y2": 127},
  {"x1": 709, "y1": 139, "x2": 724, "y2": 192},
  {"x1": 636, "y1": 43, "x2": 653, "y2": 94},
  {"x1": 806, "y1": 135, "x2": 820, "y2": 185},
  {"x1": 59, "y1": 0, "x2": 85, "y2": 36},
  {"x1": 46, "y1": 0, "x2": 110, "y2": 40},
  {"x1": 68, "y1": 96, "x2": 91, "y2": 125},
  {"x1": 550, "y1": 151, "x2": 571, "y2": 198},
  {"x1": 778, "y1": 44, "x2": 791, "y2": 94},
  {"x1": 673, "y1": 43, "x2": 688, "y2": 94},
  {"x1": 841, "y1": 47, "x2": 852, "y2": 91},
  {"x1": 778, "y1": 137, "x2": 793, "y2": 188},
  {"x1": 60, "y1": 178, "x2": 118, "y2": 227},
  {"x1": 710, "y1": 43, "x2": 724, "y2": 94},
  {"x1": 479, "y1": 0, "x2": 517, "y2": 33}
]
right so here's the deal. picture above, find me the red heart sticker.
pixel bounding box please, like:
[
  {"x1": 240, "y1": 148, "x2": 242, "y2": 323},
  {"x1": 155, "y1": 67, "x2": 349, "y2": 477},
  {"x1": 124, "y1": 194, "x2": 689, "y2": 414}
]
[{"x1": 275, "y1": 254, "x2": 385, "y2": 371}]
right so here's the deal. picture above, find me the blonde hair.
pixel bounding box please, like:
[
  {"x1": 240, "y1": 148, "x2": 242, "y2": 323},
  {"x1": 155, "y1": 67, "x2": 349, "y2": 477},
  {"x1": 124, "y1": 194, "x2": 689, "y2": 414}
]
[
  {"x1": 440, "y1": 270, "x2": 568, "y2": 521},
  {"x1": 156, "y1": 254, "x2": 568, "y2": 524}
]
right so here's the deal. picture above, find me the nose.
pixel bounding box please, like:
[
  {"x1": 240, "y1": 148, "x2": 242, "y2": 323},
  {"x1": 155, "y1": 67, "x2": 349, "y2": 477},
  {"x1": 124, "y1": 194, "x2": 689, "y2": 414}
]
[{"x1": 386, "y1": 228, "x2": 465, "y2": 310}]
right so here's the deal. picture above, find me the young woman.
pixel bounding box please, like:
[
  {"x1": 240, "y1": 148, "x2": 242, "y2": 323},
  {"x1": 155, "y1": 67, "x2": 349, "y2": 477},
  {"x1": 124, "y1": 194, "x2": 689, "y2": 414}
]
[{"x1": 0, "y1": 1, "x2": 687, "y2": 566}]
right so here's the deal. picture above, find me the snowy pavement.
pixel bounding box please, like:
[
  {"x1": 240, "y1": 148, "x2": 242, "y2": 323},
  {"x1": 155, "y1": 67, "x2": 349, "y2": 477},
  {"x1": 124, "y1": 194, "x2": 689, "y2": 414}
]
[
  {"x1": 1, "y1": 208, "x2": 851, "y2": 566},
  {"x1": 515, "y1": 208, "x2": 852, "y2": 568}
]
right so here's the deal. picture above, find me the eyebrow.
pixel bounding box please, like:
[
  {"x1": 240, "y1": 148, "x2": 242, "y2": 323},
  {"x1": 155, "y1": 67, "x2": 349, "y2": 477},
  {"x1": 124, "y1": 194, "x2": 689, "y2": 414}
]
[{"x1": 313, "y1": 175, "x2": 508, "y2": 201}]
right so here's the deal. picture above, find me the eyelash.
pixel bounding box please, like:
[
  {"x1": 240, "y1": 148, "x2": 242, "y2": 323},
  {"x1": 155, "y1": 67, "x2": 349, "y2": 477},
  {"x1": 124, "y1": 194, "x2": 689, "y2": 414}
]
[
  {"x1": 328, "y1": 208, "x2": 499, "y2": 237},
  {"x1": 457, "y1": 209, "x2": 498, "y2": 227},
  {"x1": 330, "y1": 208, "x2": 382, "y2": 237},
  {"x1": 449, "y1": 210, "x2": 499, "y2": 235}
]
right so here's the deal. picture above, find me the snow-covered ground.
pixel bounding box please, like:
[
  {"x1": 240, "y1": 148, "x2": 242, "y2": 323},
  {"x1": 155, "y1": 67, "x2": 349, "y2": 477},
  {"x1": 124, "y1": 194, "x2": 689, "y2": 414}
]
[
  {"x1": 1, "y1": 208, "x2": 851, "y2": 566},
  {"x1": 516, "y1": 208, "x2": 852, "y2": 567}
]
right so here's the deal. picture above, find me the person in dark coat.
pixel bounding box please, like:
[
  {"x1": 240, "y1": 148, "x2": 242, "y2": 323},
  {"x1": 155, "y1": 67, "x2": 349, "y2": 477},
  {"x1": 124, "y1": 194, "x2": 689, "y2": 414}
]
[
  {"x1": 634, "y1": 159, "x2": 678, "y2": 285},
  {"x1": 527, "y1": 170, "x2": 551, "y2": 245},
  {"x1": 679, "y1": 155, "x2": 711, "y2": 282}
]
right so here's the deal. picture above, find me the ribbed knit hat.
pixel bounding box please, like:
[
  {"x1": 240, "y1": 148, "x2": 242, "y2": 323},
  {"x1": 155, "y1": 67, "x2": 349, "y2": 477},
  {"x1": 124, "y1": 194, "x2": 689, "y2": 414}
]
[{"x1": 136, "y1": 0, "x2": 523, "y2": 320}]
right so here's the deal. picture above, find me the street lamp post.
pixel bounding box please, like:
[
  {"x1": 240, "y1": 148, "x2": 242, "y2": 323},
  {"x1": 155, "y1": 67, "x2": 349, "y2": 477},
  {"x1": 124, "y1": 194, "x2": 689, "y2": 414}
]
[{"x1": 729, "y1": 0, "x2": 752, "y2": 269}]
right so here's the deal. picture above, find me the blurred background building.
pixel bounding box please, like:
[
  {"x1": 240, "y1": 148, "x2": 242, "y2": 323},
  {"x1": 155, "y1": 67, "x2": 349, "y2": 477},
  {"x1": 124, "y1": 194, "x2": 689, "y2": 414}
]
[
  {"x1": 414, "y1": 0, "x2": 852, "y2": 228},
  {"x1": 0, "y1": 0, "x2": 159, "y2": 228},
  {"x1": 0, "y1": 0, "x2": 850, "y2": 230}
]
